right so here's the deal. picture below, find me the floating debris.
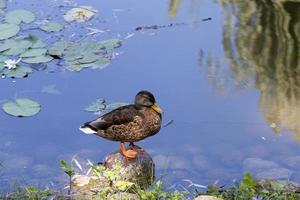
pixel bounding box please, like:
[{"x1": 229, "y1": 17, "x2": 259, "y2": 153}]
[{"x1": 64, "y1": 6, "x2": 98, "y2": 22}]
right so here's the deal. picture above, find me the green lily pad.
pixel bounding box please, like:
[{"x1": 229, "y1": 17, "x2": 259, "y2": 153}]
[
  {"x1": 1, "y1": 36, "x2": 43, "y2": 56},
  {"x1": 0, "y1": 42, "x2": 11, "y2": 52},
  {"x1": 85, "y1": 99, "x2": 127, "y2": 114},
  {"x1": 41, "y1": 84, "x2": 61, "y2": 95},
  {"x1": 22, "y1": 55, "x2": 53, "y2": 64},
  {"x1": 78, "y1": 54, "x2": 99, "y2": 64},
  {"x1": 48, "y1": 41, "x2": 71, "y2": 57},
  {"x1": 90, "y1": 57, "x2": 110, "y2": 69},
  {"x1": 99, "y1": 39, "x2": 122, "y2": 50},
  {"x1": 2, "y1": 41, "x2": 32, "y2": 56},
  {"x1": 20, "y1": 48, "x2": 47, "y2": 58},
  {"x1": 84, "y1": 99, "x2": 106, "y2": 112},
  {"x1": 39, "y1": 22, "x2": 63, "y2": 32},
  {"x1": 66, "y1": 62, "x2": 91, "y2": 71},
  {"x1": 2, "y1": 66, "x2": 32, "y2": 78},
  {"x1": 2, "y1": 98, "x2": 41, "y2": 117},
  {"x1": 5, "y1": 9, "x2": 35, "y2": 24},
  {"x1": 64, "y1": 6, "x2": 97, "y2": 22},
  {"x1": 0, "y1": 23, "x2": 20, "y2": 40}
]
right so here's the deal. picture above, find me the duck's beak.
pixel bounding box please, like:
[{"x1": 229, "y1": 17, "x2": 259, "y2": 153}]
[{"x1": 151, "y1": 103, "x2": 163, "y2": 114}]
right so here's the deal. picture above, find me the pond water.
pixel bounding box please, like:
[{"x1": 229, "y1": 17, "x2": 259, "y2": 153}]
[{"x1": 1, "y1": 0, "x2": 300, "y2": 194}]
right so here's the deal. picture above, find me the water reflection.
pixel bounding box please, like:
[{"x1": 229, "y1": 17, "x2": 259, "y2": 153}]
[
  {"x1": 211, "y1": 0, "x2": 300, "y2": 139},
  {"x1": 168, "y1": 0, "x2": 180, "y2": 17}
]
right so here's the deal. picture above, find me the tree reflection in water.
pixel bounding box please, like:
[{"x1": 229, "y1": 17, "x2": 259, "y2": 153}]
[{"x1": 205, "y1": 0, "x2": 300, "y2": 139}]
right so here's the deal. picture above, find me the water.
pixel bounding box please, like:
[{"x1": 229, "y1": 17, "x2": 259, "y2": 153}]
[{"x1": 1, "y1": 0, "x2": 300, "y2": 193}]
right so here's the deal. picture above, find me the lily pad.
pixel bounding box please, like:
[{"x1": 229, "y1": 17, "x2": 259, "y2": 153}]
[
  {"x1": 41, "y1": 84, "x2": 61, "y2": 95},
  {"x1": 1, "y1": 66, "x2": 32, "y2": 78},
  {"x1": 99, "y1": 39, "x2": 122, "y2": 50},
  {"x1": 64, "y1": 6, "x2": 97, "y2": 22},
  {"x1": 2, "y1": 98, "x2": 41, "y2": 117},
  {"x1": 85, "y1": 99, "x2": 127, "y2": 114},
  {"x1": 90, "y1": 57, "x2": 110, "y2": 69},
  {"x1": 1, "y1": 35, "x2": 45, "y2": 56},
  {"x1": 22, "y1": 55, "x2": 53, "y2": 64},
  {"x1": 5, "y1": 9, "x2": 35, "y2": 24},
  {"x1": 84, "y1": 99, "x2": 106, "y2": 112},
  {"x1": 1, "y1": 39, "x2": 32, "y2": 55},
  {"x1": 39, "y1": 22, "x2": 63, "y2": 32},
  {"x1": 48, "y1": 41, "x2": 71, "y2": 57},
  {"x1": 78, "y1": 54, "x2": 99, "y2": 64},
  {"x1": 0, "y1": 23, "x2": 20, "y2": 40},
  {"x1": 20, "y1": 48, "x2": 47, "y2": 58}
]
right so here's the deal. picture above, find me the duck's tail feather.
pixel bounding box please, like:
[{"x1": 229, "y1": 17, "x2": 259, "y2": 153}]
[{"x1": 79, "y1": 125, "x2": 97, "y2": 134}]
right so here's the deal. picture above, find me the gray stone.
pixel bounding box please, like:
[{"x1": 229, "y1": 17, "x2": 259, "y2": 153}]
[
  {"x1": 282, "y1": 156, "x2": 300, "y2": 169},
  {"x1": 194, "y1": 195, "x2": 223, "y2": 200},
  {"x1": 108, "y1": 192, "x2": 139, "y2": 200},
  {"x1": 104, "y1": 149, "x2": 155, "y2": 189},
  {"x1": 256, "y1": 179, "x2": 300, "y2": 192},
  {"x1": 71, "y1": 148, "x2": 155, "y2": 198},
  {"x1": 243, "y1": 157, "x2": 279, "y2": 175},
  {"x1": 256, "y1": 168, "x2": 293, "y2": 180}
]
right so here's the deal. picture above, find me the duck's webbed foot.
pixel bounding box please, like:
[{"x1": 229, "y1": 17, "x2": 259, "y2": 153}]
[
  {"x1": 129, "y1": 142, "x2": 144, "y2": 152},
  {"x1": 120, "y1": 142, "x2": 137, "y2": 158}
]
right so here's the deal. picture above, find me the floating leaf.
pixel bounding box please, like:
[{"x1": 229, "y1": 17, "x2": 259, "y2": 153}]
[
  {"x1": 66, "y1": 62, "x2": 91, "y2": 71},
  {"x1": 5, "y1": 9, "x2": 35, "y2": 24},
  {"x1": 1, "y1": 66, "x2": 32, "y2": 78},
  {"x1": 64, "y1": 6, "x2": 97, "y2": 22},
  {"x1": 0, "y1": 23, "x2": 20, "y2": 40},
  {"x1": 22, "y1": 55, "x2": 53, "y2": 64},
  {"x1": 48, "y1": 41, "x2": 70, "y2": 57},
  {"x1": 0, "y1": 42, "x2": 10, "y2": 52},
  {"x1": 99, "y1": 39, "x2": 122, "y2": 50},
  {"x1": 2, "y1": 98, "x2": 41, "y2": 117},
  {"x1": 39, "y1": 22, "x2": 63, "y2": 32},
  {"x1": 84, "y1": 99, "x2": 105, "y2": 112},
  {"x1": 79, "y1": 54, "x2": 100, "y2": 64},
  {"x1": 1, "y1": 36, "x2": 44, "y2": 56},
  {"x1": 85, "y1": 99, "x2": 127, "y2": 114},
  {"x1": 42, "y1": 84, "x2": 61, "y2": 95},
  {"x1": 20, "y1": 48, "x2": 47, "y2": 58},
  {"x1": 90, "y1": 57, "x2": 110, "y2": 69}
]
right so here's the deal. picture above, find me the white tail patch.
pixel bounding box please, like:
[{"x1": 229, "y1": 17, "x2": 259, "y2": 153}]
[{"x1": 79, "y1": 126, "x2": 96, "y2": 134}]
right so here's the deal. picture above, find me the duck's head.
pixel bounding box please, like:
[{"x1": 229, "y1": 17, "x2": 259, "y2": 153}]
[{"x1": 135, "y1": 90, "x2": 163, "y2": 114}]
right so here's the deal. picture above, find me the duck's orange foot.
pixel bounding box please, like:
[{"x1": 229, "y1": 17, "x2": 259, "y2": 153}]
[
  {"x1": 120, "y1": 142, "x2": 138, "y2": 158},
  {"x1": 122, "y1": 149, "x2": 138, "y2": 158},
  {"x1": 129, "y1": 142, "x2": 144, "y2": 152}
]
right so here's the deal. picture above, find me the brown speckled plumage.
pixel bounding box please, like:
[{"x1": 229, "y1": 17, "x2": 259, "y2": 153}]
[{"x1": 80, "y1": 91, "x2": 162, "y2": 143}]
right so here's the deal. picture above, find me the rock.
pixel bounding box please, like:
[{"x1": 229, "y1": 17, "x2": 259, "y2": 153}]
[
  {"x1": 108, "y1": 192, "x2": 139, "y2": 200},
  {"x1": 194, "y1": 195, "x2": 223, "y2": 200},
  {"x1": 104, "y1": 149, "x2": 155, "y2": 189},
  {"x1": 256, "y1": 168, "x2": 293, "y2": 180},
  {"x1": 71, "y1": 174, "x2": 109, "y2": 196},
  {"x1": 256, "y1": 179, "x2": 300, "y2": 192},
  {"x1": 281, "y1": 156, "x2": 300, "y2": 169},
  {"x1": 70, "y1": 148, "x2": 155, "y2": 198},
  {"x1": 243, "y1": 157, "x2": 278, "y2": 175}
]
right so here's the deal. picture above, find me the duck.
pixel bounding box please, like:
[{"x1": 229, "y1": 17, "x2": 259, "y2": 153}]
[{"x1": 79, "y1": 90, "x2": 163, "y2": 158}]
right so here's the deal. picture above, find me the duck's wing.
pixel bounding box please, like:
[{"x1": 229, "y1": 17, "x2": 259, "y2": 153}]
[{"x1": 80, "y1": 105, "x2": 143, "y2": 134}]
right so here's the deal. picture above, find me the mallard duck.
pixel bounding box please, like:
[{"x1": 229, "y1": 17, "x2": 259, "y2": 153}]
[{"x1": 80, "y1": 90, "x2": 163, "y2": 158}]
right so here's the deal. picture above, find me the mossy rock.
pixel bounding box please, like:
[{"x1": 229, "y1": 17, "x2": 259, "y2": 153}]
[
  {"x1": 104, "y1": 148, "x2": 155, "y2": 189},
  {"x1": 71, "y1": 148, "x2": 155, "y2": 198}
]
